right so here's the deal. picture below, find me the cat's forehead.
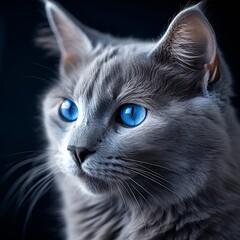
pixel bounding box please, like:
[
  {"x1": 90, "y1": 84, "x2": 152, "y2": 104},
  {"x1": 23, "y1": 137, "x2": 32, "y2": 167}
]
[
  {"x1": 72, "y1": 47, "x2": 122, "y2": 106},
  {"x1": 71, "y1": 44, "x2": 170, "y2": 110},
  {"x1": 73, "y1": 46, "x2": 144, "y2": 101}
]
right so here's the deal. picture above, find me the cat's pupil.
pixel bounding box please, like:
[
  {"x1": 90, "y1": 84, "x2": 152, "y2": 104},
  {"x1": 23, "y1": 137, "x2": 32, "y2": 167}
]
[{"x1": 131, "y1": 106, "x2": 134, "y2": 117}]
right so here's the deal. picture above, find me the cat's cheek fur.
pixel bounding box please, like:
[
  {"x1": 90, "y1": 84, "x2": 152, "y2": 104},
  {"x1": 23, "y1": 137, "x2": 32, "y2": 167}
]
[{"x1": 117, "y1": 98, "x2": 228, "y2": 203}]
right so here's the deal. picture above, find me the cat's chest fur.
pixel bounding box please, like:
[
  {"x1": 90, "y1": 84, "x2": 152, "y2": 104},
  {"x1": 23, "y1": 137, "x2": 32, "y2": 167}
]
[
  {"x1": 60, "y1": 180, "x2": 237, "y2": 240},
  {"x1": 61, "y1": 182, "x2": 126, "y2": 240},
  {"x1": 61, "y1": 181, "x2": 240, "y2": 240},
  {"x1": 64, "y1": 194, "x2": 162, "y2": 240}
]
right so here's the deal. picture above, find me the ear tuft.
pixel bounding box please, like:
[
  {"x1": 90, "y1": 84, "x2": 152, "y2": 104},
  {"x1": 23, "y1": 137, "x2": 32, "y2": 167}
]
[
  {"x1": 40, "y1": 0, "x2": 92, "y2": 72},
  {"x1": 151, "y1": 5, "x2": 220, "y2": 84},
  {"x1": 35, "y1": 25, "x2": 59, "y2": 56}
]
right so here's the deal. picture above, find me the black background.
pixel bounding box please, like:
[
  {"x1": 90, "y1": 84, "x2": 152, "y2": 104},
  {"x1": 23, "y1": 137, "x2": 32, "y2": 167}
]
[{"x1": 0, "y1": 0, "x2": 239, "y2": 239}]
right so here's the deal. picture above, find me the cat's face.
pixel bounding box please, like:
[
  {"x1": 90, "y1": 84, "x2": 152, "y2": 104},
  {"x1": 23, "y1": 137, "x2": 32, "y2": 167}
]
[{"x1": 42, "y1": 2, "x2": 227, "y2": 204}]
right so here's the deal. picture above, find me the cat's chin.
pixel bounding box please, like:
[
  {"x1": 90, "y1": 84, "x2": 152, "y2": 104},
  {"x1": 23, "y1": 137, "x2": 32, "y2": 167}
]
[{"x1": 77, "y1": 170, "x2": 112, "y2": 195}]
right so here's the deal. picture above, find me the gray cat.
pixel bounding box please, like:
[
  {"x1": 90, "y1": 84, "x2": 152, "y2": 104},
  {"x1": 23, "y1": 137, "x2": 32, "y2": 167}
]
[{"x1": 40, "y1": 1, "x2": 240, "y2": 239}]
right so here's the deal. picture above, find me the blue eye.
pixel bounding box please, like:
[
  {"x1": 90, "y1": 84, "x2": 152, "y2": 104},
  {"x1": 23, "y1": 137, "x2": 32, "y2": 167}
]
[
  {"x1": 60, "y1": 99, "x2": 78, "y2": 122},
  {"x1": 120, "y1": 104, "x2": 147, "y2": 127}
]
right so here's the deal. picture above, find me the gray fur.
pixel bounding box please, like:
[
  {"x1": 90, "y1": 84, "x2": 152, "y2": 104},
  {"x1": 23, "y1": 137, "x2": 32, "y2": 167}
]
[{"x1": 40, "y1": 1, "x2": 240, "y2": 239}]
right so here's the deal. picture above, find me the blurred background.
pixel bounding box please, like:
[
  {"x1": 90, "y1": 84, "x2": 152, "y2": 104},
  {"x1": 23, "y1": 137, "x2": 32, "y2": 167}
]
[{"x1": 0, "y1": 0, "x2": 239, "y2": 239}]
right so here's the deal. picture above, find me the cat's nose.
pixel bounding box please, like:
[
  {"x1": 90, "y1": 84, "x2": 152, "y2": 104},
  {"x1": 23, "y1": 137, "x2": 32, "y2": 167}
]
[{"x1": 67, "y1": 145, "x2": 95, "y2": 165}]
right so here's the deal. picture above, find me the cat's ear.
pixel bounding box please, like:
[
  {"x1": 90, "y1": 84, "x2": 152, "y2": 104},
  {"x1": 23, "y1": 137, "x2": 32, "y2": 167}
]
[
  {"x1": 151, "y1": 5, "x2": 220, "y2": 84},
  {"x1": 44, "y1": 1, "x2": 92, "y2": 71}
]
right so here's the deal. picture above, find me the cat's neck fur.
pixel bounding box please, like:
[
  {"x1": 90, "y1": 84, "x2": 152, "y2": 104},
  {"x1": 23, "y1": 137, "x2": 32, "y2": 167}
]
[{"x1": 59, "y1": 167, "x2": 240, "y2": 240}]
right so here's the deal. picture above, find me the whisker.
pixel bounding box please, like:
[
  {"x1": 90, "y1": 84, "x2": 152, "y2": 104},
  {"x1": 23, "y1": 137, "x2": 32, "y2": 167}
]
[
  {"x1": 18, "y1": 75, "x2": 53, "y2": 84},
  {"x1": 3, "y1": 151, "x2": 57, "y2": 182},
  {"x1": 6, "y1": 149, "x2": 58, "y2": 158},
  {"x1": 121, "y1": 157, "x2": 179, "y2": 174},
  {"x1": 16, "y1": 172, "x2": 53, "y2": 213},
  {"x1": 6, "y1": 150, "x2": 41, "y2": 157},
  {"x1": 115, "y1": 180, "x2": 128, "y2": 213},
  {"x1": 21, "y1": 177, "x2": 54, "y2": 240},
  {"x1": 117, "y1": 180, "x2": 133, "y2": 205},
  {"x1": 128, "y1": 180, "x2": 162, "y2": 228},
  {"x1": 108, "y1": 178, "x2": 113, "y2": 207},
  {"x1": 128, "y1": 180, "x2": 152, "y2": 208},
  {"x1": 128, "y1": 177, "x2": 166, "y2": 212},
  {"x1": 1, "y1": 155, "x2": 51, "y2": 216},
  {"x1": 124, "y1": 180, "x2": 147, "y2": 235},
  {"x1": 127, "y1": 168, "x2": 179, "y2": 198},
  {"x1": 2, "y1": 166, "x2": 47, "y2": 216},
  {"x1": 3, "y1": 155, "x2": 47, "y2": 182},
  {"x1": 126, "y1": 165, "x2": 174, "y2": 187},
  {"x1": 29, "y1": 61, "x2": 58, "y2": 75},
  {"x1": 3, "y1": 158, "x2": 37, "y2": 182}
]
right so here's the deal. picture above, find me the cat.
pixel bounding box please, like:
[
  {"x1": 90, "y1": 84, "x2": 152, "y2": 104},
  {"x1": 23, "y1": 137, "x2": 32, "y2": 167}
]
[{"x1": 39, "y1": 1, "x2": 240, "y2": 239}]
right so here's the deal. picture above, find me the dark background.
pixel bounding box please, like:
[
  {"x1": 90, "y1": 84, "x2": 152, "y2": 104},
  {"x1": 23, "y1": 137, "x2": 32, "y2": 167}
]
[{"x1": 0, "y1": 0, "x2": 239, "y2": 239}]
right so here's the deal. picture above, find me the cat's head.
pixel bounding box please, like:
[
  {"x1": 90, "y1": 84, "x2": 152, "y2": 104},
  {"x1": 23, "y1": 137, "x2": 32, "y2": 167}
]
[{"x1": 41, "y1": 1, "x2": 229, "y2": 205}]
